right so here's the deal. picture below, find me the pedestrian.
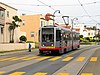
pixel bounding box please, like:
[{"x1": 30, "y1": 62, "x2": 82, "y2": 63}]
[{"x1": 28, "y1": 43, "x2": 32, "y2": 52}]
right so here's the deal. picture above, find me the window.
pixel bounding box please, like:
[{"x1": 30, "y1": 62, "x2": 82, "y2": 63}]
[
  {"x1": 7, "y1": 11, "x2": 9, "y2": 17},
  {"x1": 56, "y1": 30, "x2": 61, "y2": 41},
  {"x1": 31, "y1": 32, "x2": 34, "y2": 37},
  {"x1": 88, "y1": 33, "x2": 90, "y2": 36},
  {"x1": 91, "y1": 33, "x2": 93, "y2": 35},
  {"x1": 22, "y1": 20, "x2": 25, "y2": 26},
  {"x1": 0, "y1": 11, "x2": 5, "y2": 17},
  {"x1": 1, "y1": 28, "x2": 3, "y2": 34},
  {"x1": 42, "y1": 28, "x2": 54, "y2": 42}
]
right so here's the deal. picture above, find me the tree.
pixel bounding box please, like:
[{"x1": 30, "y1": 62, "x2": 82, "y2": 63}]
[
  {"x1": 9, "y1": 16, "x2": 21, "y2": 43},
  {"x1": 8, "y1": 25, "x2": 13, "y2": 43},
  {"x1": 80, "y1": 35, "x2": 83, "y2": 38},
  {"x1": 19, "y1": 35, "x2": 27, "y2": 42}
]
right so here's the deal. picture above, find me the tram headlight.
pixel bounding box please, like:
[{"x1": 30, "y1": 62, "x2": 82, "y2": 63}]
[
  {"x1": 42, "y1": 44, "x2": 44, "y2": 46},
  {"x1": 51, "y1": 44, "x2": 54, "y2": 46}
]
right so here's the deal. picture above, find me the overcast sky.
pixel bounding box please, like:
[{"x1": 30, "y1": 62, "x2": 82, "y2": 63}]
[{"x1": 1, "y1": 0, "x2": 100, "y2": 26}]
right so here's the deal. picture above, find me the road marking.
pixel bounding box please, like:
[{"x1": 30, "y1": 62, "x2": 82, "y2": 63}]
[
  {"x1": 11, "y1": 56, "x2": 28, "y2": 60},
  {"x1": 49, "y1": 56, "x2": 61, "y2": 61},
  {"x1": 22, "y1": 56, "x2": 39, "y2": 60},
  {"x1": 57, "y1": 73, "x2": 69, "y2": 75},
  {"x1": 90, "y1": 57, "x2": 97, "y2": 62},
  {"x1": 62, "y1": 57, "x2": 73, "y2": 61},
  {"x1": 0, "y1": 71, "x2": 5, "y2": 74},
  {"x1": 34, "y1": 72, "x2": 47, "y2": 75},
  {"x1": 81, "y1": 73, "x2": 93, "y2": 75},
  {"x1": 37, "y1": 57, "x2": 50, "y2": 61},
  {"x1": 0, "y1": 57, "x2": 16, "y2": 61},
  {"x1": 9, "y1": 72, "x2": 25, "y2": 75},
  {"x1": 76, "y1": 57, "x2": 85, "y2": 61}
]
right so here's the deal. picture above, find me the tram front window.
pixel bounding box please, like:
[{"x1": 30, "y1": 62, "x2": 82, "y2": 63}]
[
  {"x1": 42, "y1": 28, "x2": 54, "y2": 42},
  {"x1": 42, "y1": 34, "x2": 54, "y2": 42}
]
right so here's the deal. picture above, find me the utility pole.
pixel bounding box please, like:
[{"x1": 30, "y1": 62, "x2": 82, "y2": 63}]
[{"x1": 71, "y1": 18, "x2": 78, "y2": 49}]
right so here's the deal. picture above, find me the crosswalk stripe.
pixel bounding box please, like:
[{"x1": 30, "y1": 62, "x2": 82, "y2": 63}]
[
  {"x1": 49, "y1": 56, "x2": 61, "y2": 61},
  {"x1": 57, "y1": 73, "x2": 69, "y2": 75},
  {"x1": 22, "y1": 56, "x2": 39, "y2": 60},
  {"x1": 0, "y1": 57, "x2": 16, "y2": 61},
  {"x1": 0, "y1": 56, "x2": 98, "y2": 62},
  {"x1": 34, "y1": 72, "x2": 47, "y2": 75},
  {"x1": 0, "y1": 71, "x2": 5, "y2": 74},
  {"x1": 76, "y1": 57, "x2": 85, "y2": 61},
  {"x1": 90, "y1": 57, "x2": 97, "y2": 61},
  {"x1": 37, "y1": 57, "x2": 50, "y2": 61},
  {"x1": 62, "y1": 57, "x2": 73, "y2": 61},
  {"x1": 81, "y1": 73, "x2": 93, "y2": 75},
  {"x1": 11, "y1": 56, "x2": 28, "y2": 60},
  {"x1": 9, "y1": 72, "x2": 25, "y2": 75}
]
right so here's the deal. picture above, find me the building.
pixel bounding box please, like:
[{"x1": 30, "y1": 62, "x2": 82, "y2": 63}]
[
  {"x1": 20, "y1": 14, "x2": 42, "y2": 43},
  {"x1": 73, "y1": 24, "x2": 98, "y2": 38},
  {"x1": 0, "y1": 6, "x2": 5, "y2": 43},
  {"x1": 0, "y1": 2, "x2": 17, "y2": 43},
  {"x1": 20, "y1": 14, "x2": 54, "y2": 43}
]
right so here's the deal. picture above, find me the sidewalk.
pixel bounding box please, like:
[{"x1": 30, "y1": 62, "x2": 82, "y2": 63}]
[
  {"x1": 0, "y1": 48, "x2": 38, "y2": 56},
  {"x1": 81, "y1": 49, "x2": 100, "y2": 75}
]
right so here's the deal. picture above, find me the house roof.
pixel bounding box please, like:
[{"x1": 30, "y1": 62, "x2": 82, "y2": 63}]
[
  {"x1": 0, "y1": 6, "x2": 5, "y2": 10},
  {"x1": 0, "y1": 2, "x2": 17, "y2": 10}
]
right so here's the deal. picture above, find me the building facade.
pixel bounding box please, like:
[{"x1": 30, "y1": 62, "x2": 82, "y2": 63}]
[
  {"x1": 0, "y1": 2, "x2": 17, "y2": 43},
  {"x1": 20, "y1": 14, "x2": 53, "y2": 43},
  {"x1": 20, "y1": 14, "x2": 41, "y2": 42},
  {"x1": 73, "y1": 24, "x2": 98, "y2": 38}
]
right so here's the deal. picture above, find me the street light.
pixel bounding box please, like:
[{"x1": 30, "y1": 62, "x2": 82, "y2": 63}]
[
  {"x1": 95, "y1": 23, "x2": 100, "y2": 44},
  {"x1": 71, "y1": 18, "x2": 78, "y2": 31},
  {"x1": 71, "y1": 18, "x2": 78, "y2": 49},
  {"x1": 53, "y1": 10, "x2": 60, "y2": 26}
]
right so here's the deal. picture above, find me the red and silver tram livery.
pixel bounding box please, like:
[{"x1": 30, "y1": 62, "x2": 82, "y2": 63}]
[{"x1": 39, "y1": 25, "x2": 80, "y2": 54}]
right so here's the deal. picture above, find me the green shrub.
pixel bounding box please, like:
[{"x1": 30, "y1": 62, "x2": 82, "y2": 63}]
[
  {"x1": 19, "y1": 35, "x2": 27, "y2": 42},
  {"x1": 26, "y1": 41, "x2": 34, "y2": 43},
  {"x1": 80, "y1": 38, "x2": 84, "y2": 42},
  {"x1": 83, "y1": 39, "x2": 89, "y2": 42},
  {"x1": 80, "y1": 35, "x2": 83, "y2": 38}
]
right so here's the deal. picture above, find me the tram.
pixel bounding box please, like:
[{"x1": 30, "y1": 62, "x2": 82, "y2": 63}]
[{"x1": 39, "y1": 25, "x2": 80, "y2": 55}]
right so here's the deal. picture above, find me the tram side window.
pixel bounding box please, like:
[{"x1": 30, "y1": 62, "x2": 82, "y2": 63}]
[
  {"x1": 56, "y1": 30, "x2": 61, "y2": 41},
  {"x1": 68, "y1": 33, "x2": 71, "y2": 40},
  {"x1": 38, "y1": 30, "x2": 40, "y2": 42}
]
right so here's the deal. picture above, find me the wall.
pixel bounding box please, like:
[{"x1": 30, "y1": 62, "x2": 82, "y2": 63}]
[
  {"x1": 20, "y1": 15, "x2": 41, "y2": 42},
  {"x1": 0, "y1": 2, "x2": 17, "y2": 43},
  {"x1": 0, "y1": 43, "x2": 35, "y2": 51}
]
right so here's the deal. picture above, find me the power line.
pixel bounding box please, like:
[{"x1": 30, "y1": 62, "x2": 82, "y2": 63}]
[
  {"x1": 37, "y1": 0, "x2": 64, "y2": 16},
  {"x1": 77, "y1": 0, "x2": 98, "y2": 23},
  {"x1": 7, "y1": 1, "x2": 100, "y2": 6},
  {"x1": 37, "y1": 0, "x2": 55, "y2": 10}
]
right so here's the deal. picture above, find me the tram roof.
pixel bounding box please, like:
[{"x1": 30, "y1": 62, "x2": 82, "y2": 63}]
[
  {"x1": 40, "y1": 25, "x2": 79, "y2": 33},
  {"x1": 41, "y1": 25, "x2": 71, "y2": 31}
]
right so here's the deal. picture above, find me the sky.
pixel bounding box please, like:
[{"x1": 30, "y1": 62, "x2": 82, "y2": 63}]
[{"x1": 1, "y1": 0, "x2": 100, "y2": 27}]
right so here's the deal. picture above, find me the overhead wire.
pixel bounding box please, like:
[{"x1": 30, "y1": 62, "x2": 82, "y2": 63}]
[
  {"x1": 7, "y1": 0, "x2": 100, "y2": 23},
  {"x1": 37, "y1": 0, "x2": 64, "y2": 16},
  {"x1": 77, "y1": 0, "x2": 99, "y2": 23},
  {"x1": 37, "y1": 0, "x2": 55, "y2": 11},
  {"x1": 7, "y1": 1, "x2": 100, "y2": 18},
  {"x1": 7, "y1": 1, "x2": 100, "y2": 6}
]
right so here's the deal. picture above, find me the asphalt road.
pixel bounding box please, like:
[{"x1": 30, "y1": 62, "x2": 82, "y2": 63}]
[{"x1": 0, "y1": 45, "x2": 99, "y2": 75}]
